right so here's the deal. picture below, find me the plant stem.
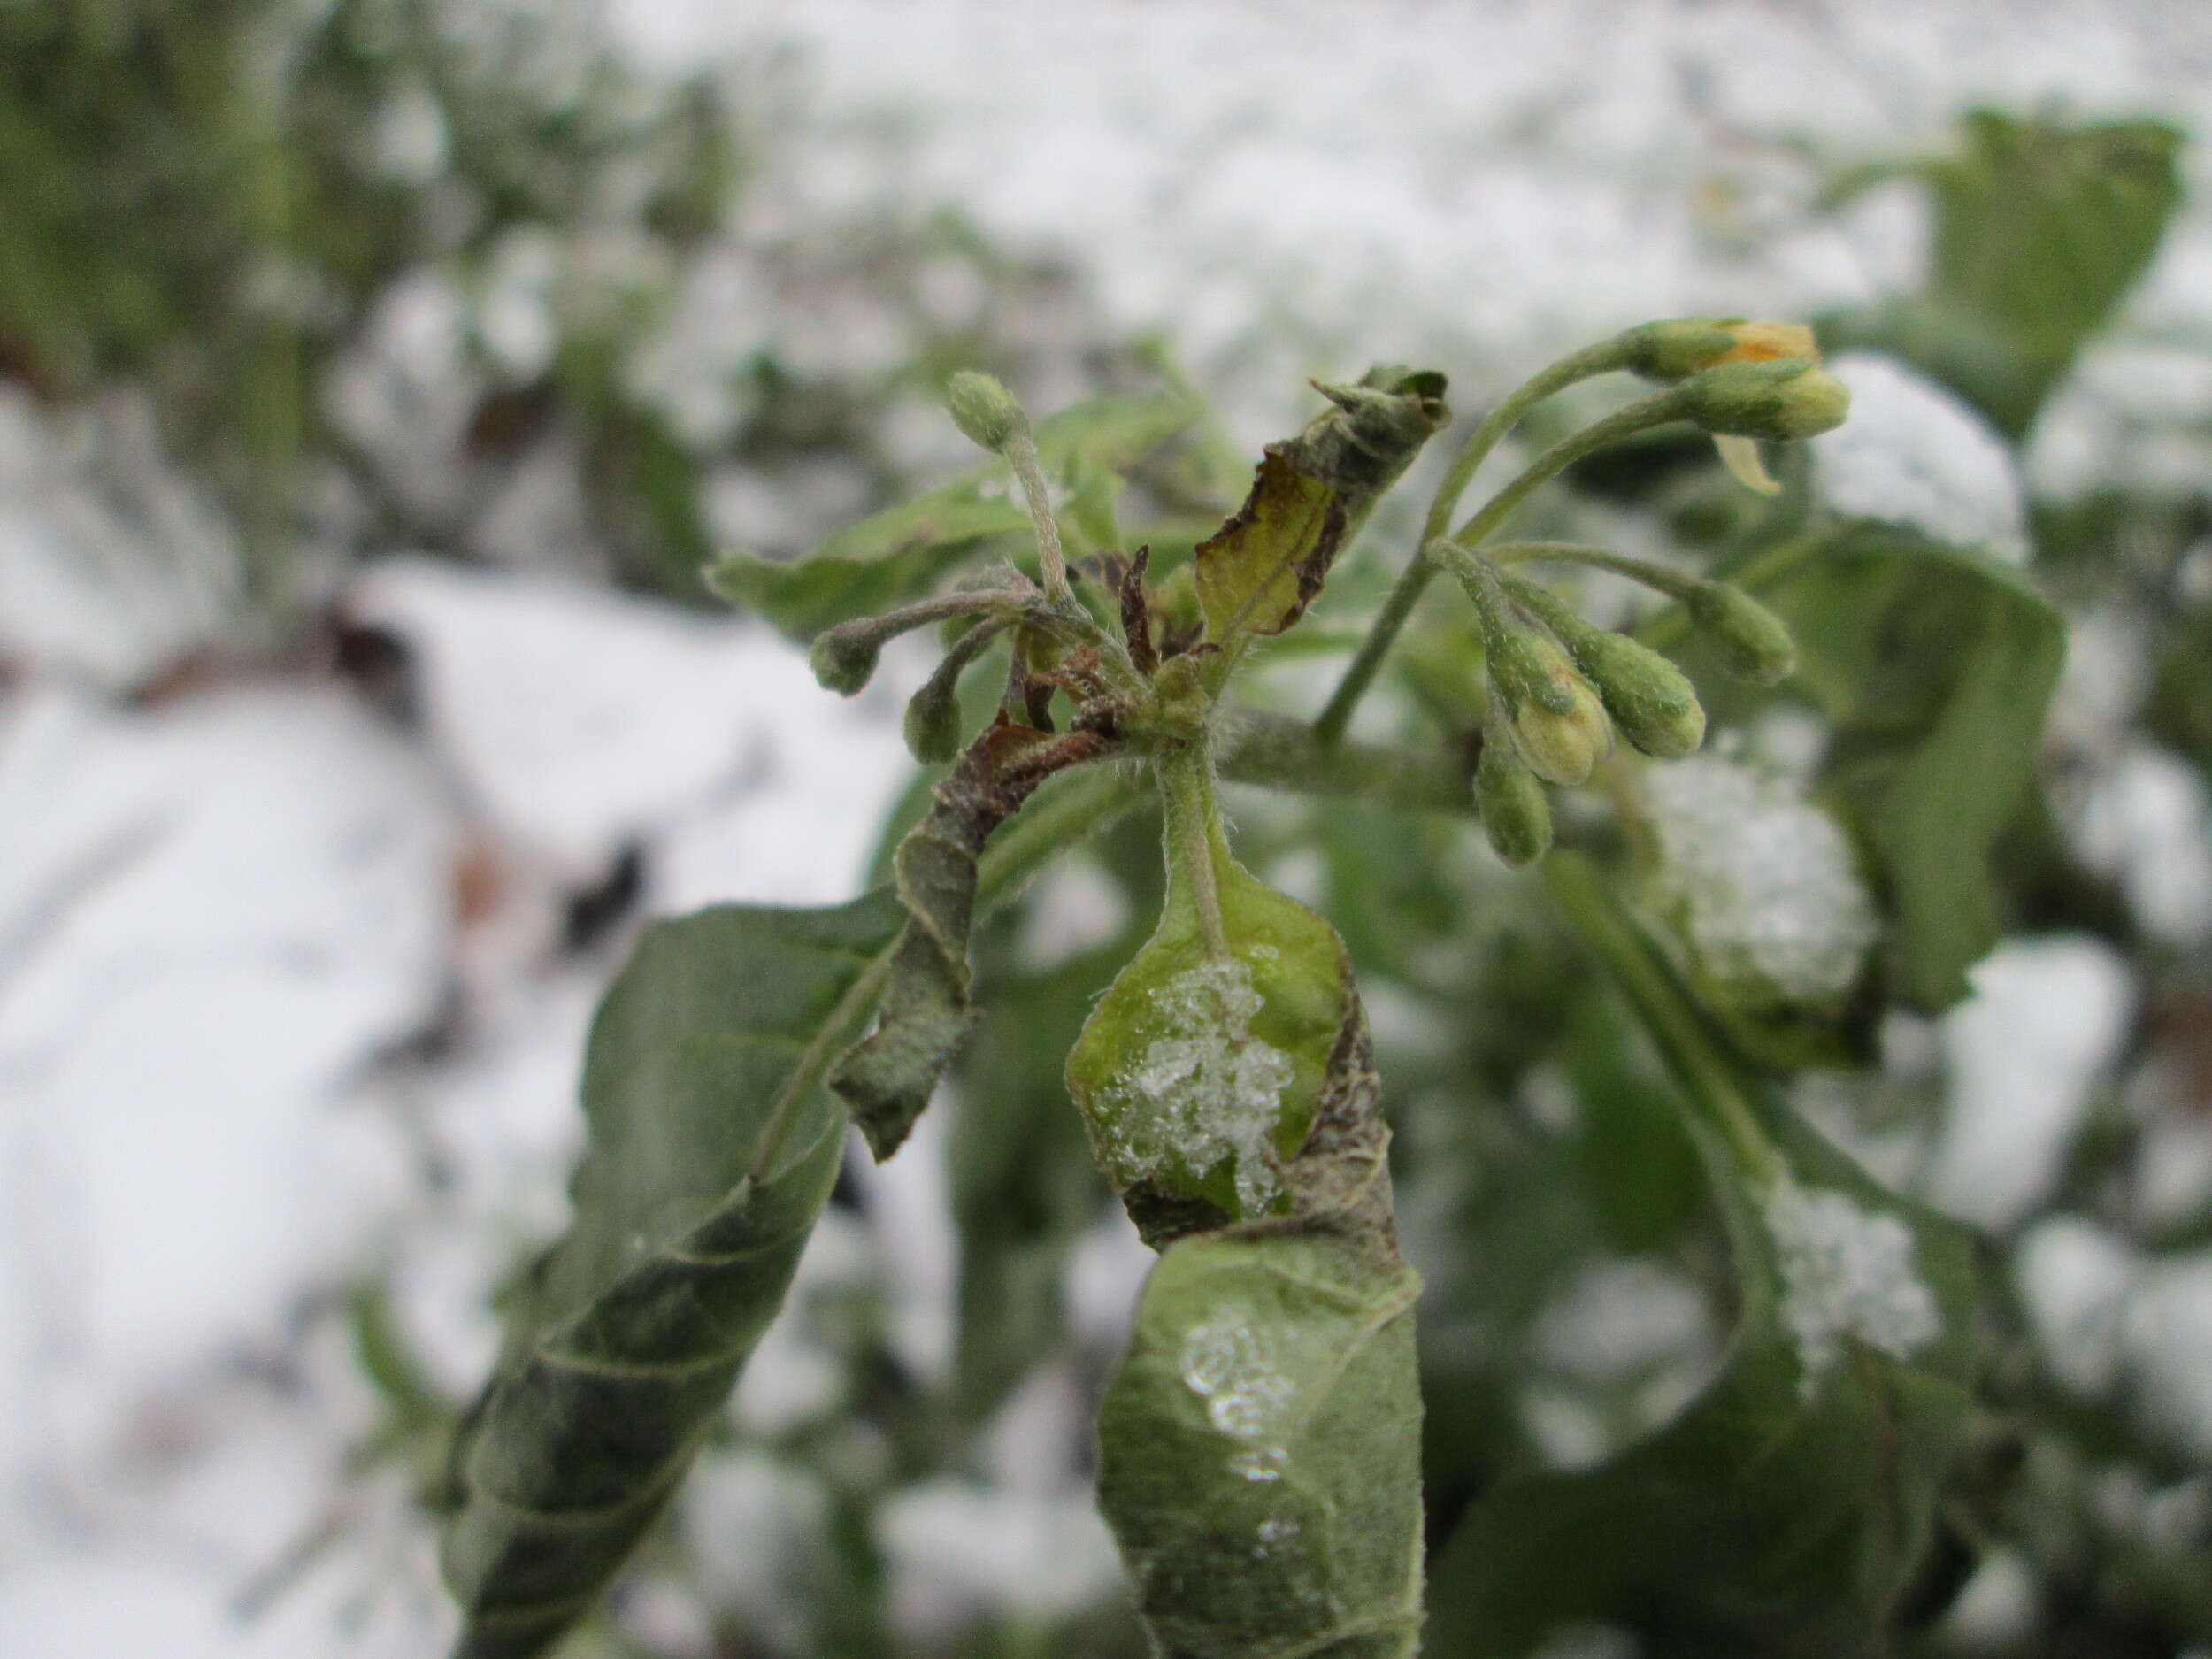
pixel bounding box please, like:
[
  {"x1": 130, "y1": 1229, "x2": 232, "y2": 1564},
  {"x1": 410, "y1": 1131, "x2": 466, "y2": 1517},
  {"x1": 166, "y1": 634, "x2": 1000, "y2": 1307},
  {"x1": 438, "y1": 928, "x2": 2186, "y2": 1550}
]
[
  {"x1": 1310, "y1": 337, "x2": 1655, "y2": 746},
  {"x1": 1541, "y1": 852, "x2": 1780, "y2": 1184},
  {"x1": 1002, "y1": 428, "x2": 1073, "y2": 607},
  {"x1": 1215, "y1": 710, "x2": 1471, "y2": 811},
  {"x1": 1156, "y1": 741, "x2": 1233, "y2": 962}
]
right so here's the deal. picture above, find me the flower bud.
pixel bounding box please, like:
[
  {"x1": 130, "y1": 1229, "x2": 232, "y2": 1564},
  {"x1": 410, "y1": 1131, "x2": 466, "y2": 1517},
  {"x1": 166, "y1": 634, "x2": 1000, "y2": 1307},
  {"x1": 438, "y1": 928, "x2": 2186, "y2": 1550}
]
[
  {"x1": 1686, "y1": 581, "x2": 1798, "y2": 685},
  {"x1": 1502, "y1": 574, "x2": 1706, "y2": 760},
  {"x1": 903, "y1": 678, "x2": 962, "y2": 764},
  {"x1": 944, "y1": 369, "x2": 1029, "y2": 453},
  {"x1": 1494, "y1": 641, "x2": 1612, "y2": 787},
  {"x1": 1570, "y1": 630, "x2": 1707, "y2": 758},
  {"x1": 1679, "y1": 358, "x2": 1850, "y2": 442},
  {"x1": 808, "y1": 617, "x2": 882, "y2": 695},
  {"x1": 1625, "y1": 318, "x2": 1821, "y2": 382},
  {"x1": 1478, "y1": 726, "x2": 1553, "y2": 867}
]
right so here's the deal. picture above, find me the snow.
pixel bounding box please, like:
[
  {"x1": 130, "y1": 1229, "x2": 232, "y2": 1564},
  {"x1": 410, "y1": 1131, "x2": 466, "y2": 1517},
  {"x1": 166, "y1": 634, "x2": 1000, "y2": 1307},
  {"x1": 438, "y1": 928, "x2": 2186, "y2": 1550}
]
[
  {"x1": 1102, "y1": 957, "x2": 1298, "y2": 1215},
  {"x1": 875, "y1": 1478, "x2": 1122, "y2": 1643},
  {"x1": 1925, "y1": 936, "x2": 2136, "y2": 1232},
  {"x1": 349, "y1": 556, "x2": 912, "y2": 902},
  {"x1": 1179, "y1": 1303, "x2": 1297, "y2": 1482},
  {"x1": 1813, "y1": 354, "x2": 2029, "y2": 561},
  {"x1": 1640, "y1": 755, "x2": 1879, "y2": 1005},
  {"x1": 1763, "y1": 1177, "x2": 1940, "y2": 1392},
  {"x1": 0, "y1": 390, "x2": 244, "y2": 691}
]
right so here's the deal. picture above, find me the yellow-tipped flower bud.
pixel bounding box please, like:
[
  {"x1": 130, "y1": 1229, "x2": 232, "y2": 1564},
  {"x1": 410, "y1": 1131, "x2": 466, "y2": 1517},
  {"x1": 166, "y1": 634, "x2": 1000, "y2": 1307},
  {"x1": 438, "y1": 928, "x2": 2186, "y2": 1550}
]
[
  {"x1": 1679, "y1": 358, "x2": 1851, "y2": 442},
  {"x1": 1494, "y1": 638, "x2": 1612, "y2": 787},
  {"x1": 1478, "y1": 721, "x2": 1553, "y2": 867},
  {"x1": 1502, "y1": 573, "x2": 1706, "y2": 761},
  {"x1": 945, "y1": 369, "x2": 1029, "y2": 453},
  {"x1": 1625, "y1": 318, "x2": 1822, "y2": 382},
  {"x1": 1687, "y1": 581, "x2": 1799, "y2": 685}
]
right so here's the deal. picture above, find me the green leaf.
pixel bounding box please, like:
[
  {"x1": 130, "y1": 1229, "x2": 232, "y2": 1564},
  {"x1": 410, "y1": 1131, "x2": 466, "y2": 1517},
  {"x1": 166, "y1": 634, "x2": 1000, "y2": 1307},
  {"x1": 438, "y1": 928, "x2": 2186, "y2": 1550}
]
[
  {"x1": 1425, "y1": 858, "x2": 1978, "y2": 1659},
  {"x1": 1828, "y1": 111, "x2": 2182, "y2": 437},
  {"x1": 441, "y1": 891, "x2": 902, "y2": 1659},
  {"x1": 1194, "y1": 369, "x2": 1449, "y2": 641},
  {"x1": 1738, "y1": 526, "x2": 2064, "y2": 1011},
  {"x1": 707, "y1": 388, "x2": 1202, "y2": 639},
  {"x1": 1064, "y1": 785, "x2": 1354, "y2": 1245},
  {"x1": 833, "y1": 718, "x2": 1086, "y2": 1160},
  {"x1": 1097, "y1": 1225, "x2": 1425, "y2": 1659}
]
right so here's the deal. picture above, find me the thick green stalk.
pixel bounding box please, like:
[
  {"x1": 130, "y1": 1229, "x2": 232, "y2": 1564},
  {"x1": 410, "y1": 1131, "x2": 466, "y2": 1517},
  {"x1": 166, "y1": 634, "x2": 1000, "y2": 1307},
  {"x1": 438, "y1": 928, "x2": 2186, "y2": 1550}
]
[{"x1": 1541, "y1": 852, "x2": 1779, "y2": 1183}]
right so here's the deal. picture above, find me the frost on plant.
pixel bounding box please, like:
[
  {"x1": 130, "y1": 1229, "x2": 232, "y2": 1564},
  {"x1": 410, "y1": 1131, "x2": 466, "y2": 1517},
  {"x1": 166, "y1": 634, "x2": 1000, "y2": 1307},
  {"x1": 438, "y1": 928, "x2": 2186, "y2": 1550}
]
[
  {"x1": 1763, "y1": 1177, "x2": 1940, "y2": 1392},
  {"x1": 1103, "y1": 957, "x2": 1298, "y2": 1216},
  {"x1": 1179, "y1": 1303, "x2": 1297, "y2": 1482},
  {"x1": 1644, "y1": 756, "x2": 1878, "y2": 1004}
]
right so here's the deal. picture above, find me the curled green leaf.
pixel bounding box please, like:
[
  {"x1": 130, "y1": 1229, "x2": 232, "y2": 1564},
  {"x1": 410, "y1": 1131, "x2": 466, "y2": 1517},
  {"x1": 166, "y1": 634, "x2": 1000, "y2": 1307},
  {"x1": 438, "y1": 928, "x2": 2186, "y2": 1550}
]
[
  {"x1": 833, "y1": 716, "x2": 1113, "y2": 1159},
  {"x1": 1194, "y1": 368, "x2": 1449, "y2": 642},
  {"x1": 1064, "y1": 757, "x2": 1354, "y2": 1244},
  {"x1": 1097, "y1": 1220, "x2": 1425, "y2": 1659}
]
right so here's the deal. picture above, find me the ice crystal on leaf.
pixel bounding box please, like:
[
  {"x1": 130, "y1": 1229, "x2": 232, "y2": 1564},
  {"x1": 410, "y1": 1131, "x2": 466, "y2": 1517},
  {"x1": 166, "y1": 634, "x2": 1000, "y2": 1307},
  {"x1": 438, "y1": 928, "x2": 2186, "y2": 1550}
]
[{"x1": 1763, "y1": 1177, "x2": 1939, "y2": 1394}]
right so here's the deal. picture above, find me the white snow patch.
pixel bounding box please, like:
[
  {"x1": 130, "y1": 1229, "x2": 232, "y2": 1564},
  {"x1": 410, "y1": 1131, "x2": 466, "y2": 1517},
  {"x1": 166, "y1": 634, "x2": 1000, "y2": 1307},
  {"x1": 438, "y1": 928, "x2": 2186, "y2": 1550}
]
[
  {"x1": 1926, "y1": 937, "x2": 2135, "y2": 1232},
  {"x1": 2127, "y1": 1253, "x2": 2212, "y2": 1459},
  {"x1": 876, "y1": 1478, "x2": 1121, "y2": 1643},
  {"x1": 2070, "y1": 744, "x2": 2212, "y2": 947},
  {"x1": 1763, "y1": 1177, "x2": 1940, "y2": 1391},
  {"x1": 2015, "y1": 1216, "x2": 2140, "y2": 1396},
  {"x1": 1642, "y1": 756, "x2": 1878, "y2": 1004},
  {"x1": 0, "y1": 390, "x2": 244, "y2": 690},
  {"x1": 349, "y1": 556, "x2": 910, "y2": 902},
  {"x1": 1015, "y1": 856, "x2": 1131, "y2": 972},
  {"x1": 0, "y1": 683, "x2": 449, "y2": 1459},
  {"x1": 1814, "y1": 354, "x2": 2028, "y2": 561}
]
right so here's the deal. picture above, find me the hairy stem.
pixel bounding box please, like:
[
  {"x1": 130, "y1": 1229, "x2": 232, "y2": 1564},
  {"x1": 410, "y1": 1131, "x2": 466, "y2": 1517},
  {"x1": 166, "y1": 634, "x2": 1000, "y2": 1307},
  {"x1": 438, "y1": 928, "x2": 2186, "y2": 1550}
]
[
  {"x1": 1216, "y1": 710, "x2": 1471, "y2": 811},
  {"x1": 1311, "y1": 343, "x2": 1671, "y2": 746},
  {"x1": 1003, "y1": 427, "x2": 1073, "y2": 607},
  {"x1": 1157, "y1": 741, "x2": 1233, "y2": 963}
]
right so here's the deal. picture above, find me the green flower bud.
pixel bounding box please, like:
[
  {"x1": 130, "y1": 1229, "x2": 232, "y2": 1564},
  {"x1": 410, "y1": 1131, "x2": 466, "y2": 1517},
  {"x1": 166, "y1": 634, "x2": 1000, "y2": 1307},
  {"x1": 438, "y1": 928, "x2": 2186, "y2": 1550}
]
[
  {"x1": 1501, "y1": 574, "x2": 1706, "y2": 760},
  {"x1": 1478, "y1": 721, "x2": 1553, "y2": 867},
  {"x1": 1679, "y1": 358, "x2": 1851, "y2": 442},
  {"x1": 944, "y1": 369, "x2": 1029, "y2": 453},
  {"x1": 808, "y1": 617, "x2": 881, "y2": 695},
  {"x1": 1571, "y1": 630, "x2": 1707, "y2": 758},
  {"x1": 1687, "y1": 580, "x2": 1798, "y2": 685},
  {"x1": 1623, "y1": 317, "x2": 1745, "y2": 382},
  {"x1": 1488, "y1": 626, "x2": 1612, "y2": 786}
]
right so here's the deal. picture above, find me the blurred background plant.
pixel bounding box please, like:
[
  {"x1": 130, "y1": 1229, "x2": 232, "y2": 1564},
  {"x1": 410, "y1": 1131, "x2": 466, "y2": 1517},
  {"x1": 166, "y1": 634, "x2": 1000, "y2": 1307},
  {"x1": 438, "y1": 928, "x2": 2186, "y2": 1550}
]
[{"x1": 3, "y1": 4, "x2": 2212, "y2": 1658}]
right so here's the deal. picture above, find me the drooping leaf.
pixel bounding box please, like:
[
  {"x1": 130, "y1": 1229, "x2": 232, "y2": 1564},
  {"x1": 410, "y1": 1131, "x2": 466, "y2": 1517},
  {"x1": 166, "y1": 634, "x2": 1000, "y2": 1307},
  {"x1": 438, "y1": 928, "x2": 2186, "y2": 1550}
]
[
  {"x1": 1098, "y1": 1222, "x2": 1425, "y2": 1659},
  {"x1": 1096, "y1": 937, "x2": 1425, "y2": 1659},
  {"x1": 707, "y1": 387, "x2": 1202, "y2": 639},
  {"x1": 1425, "y1": 858, "x2": 1978, "y2": 1659},
  {"x1": 1734, "y1": 525, "x2": 2063, "y2": 1011},
  {"x1": 1826, "y1": 111, "x2": 2182, "y2": 437},
  {"x1": 1194, "y1": 368, "x2": 1449, "y2": 641},
  {"x1": 441, "y1": 892, "x2": 902, "y2": 1659},
  {"x1": 833, "y1": 716, "x2": 1116, "y2": 1160}
]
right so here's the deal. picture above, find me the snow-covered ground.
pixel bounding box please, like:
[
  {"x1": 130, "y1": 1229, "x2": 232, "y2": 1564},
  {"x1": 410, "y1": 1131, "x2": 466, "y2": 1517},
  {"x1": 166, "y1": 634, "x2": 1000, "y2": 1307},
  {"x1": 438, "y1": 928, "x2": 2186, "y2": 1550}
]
[{"x1": 5, "y1": 2, "x2": 2212, "y2": 1654}]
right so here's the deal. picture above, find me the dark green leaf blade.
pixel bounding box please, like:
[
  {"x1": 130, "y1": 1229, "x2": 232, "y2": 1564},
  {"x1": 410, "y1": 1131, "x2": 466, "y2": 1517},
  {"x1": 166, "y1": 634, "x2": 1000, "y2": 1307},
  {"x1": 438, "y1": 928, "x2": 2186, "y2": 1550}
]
[
  {"x1": 1749, "y1": 526, "x2": 2064, "y2": 1010},
  {"x1": 1826, "y1": 111, "x2": 2182, "y2": 437},
  {"x1": 708, "y1": 387, "x2": 1201, "y2": 639},
  {"x1": 442, "y1": 891, "x2": 902, "y2": 1659},
  {"x1": 1426, "y1": 859, "x2": 1978, "y2": 1659}
]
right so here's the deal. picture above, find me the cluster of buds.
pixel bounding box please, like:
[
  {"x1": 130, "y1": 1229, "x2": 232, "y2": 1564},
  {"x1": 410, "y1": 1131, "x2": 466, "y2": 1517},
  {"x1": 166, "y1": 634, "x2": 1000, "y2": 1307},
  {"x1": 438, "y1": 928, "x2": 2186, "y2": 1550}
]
[{"x1": 1441, "y1": 318, "x2": 1847, "y2": 866}]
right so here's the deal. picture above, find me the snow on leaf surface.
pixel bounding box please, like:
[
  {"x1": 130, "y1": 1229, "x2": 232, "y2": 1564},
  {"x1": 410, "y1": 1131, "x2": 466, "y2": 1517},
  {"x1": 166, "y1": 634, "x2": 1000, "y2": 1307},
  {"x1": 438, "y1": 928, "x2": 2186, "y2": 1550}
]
[
  {"x1": 1814, "y1": 353, "x2": 2028, "y2": 563},
  {"x1": 1642, "y1": 755, "x2": 1878, "y2": 1005}
]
